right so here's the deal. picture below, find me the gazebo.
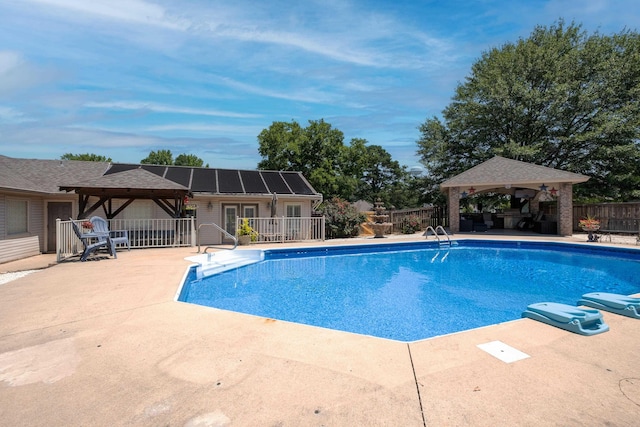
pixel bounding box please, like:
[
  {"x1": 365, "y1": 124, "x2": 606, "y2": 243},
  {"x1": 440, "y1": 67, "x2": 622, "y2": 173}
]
[
  {"x1": 440, "y1": 156, "x2": 589, "y2": 236},
  {"x1": 60, "y1": 168, "x2": 191, "y2": 219}
]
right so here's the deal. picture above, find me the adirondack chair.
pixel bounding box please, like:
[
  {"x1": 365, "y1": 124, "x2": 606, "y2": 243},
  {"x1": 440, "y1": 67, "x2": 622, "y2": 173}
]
[
  {"x1": 90, "y1": 216, "x2": 130, "y2": 257},
  {"x1": 70, "y1": 220, "x2": 113, "y2": 262}
]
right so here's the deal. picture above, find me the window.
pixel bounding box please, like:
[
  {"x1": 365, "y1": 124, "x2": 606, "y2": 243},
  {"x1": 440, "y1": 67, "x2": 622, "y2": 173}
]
[
  {"x1": 7, "y1": 199, "x2": 28, "y2": 235},
  {"x1": 286, "y1": 204, "x2": 301, "y2": 218},
  {"x1": 242, "y1": 204, "x2": 258, "y2": 218}
]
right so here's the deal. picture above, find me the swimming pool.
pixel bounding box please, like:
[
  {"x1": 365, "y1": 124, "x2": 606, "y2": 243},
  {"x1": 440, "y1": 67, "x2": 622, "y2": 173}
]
[{"x1": 178, "y1": 240, "x2": 640, "y2": 341}]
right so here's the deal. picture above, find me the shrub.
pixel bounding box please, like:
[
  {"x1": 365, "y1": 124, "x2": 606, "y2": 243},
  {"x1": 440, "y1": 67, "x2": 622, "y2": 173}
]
[
  {"x1": 238, "y1": 218, "x2": 258, "y2": 241},
  {"x1": 401, "y1": 215, "x2": 422, "y2": 234},
  {"x1": 318, "y1": 197, "x2": 367, "y2": 239}
]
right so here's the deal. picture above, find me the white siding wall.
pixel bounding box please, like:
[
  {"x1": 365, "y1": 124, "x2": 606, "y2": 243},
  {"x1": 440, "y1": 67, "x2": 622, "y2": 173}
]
[
  {"x1": 0, "y1": 192, "x2": 45, "y2": 263},
  {"x1": 0, "y1": 236, "x2": 40, "y2": 263},
  {"x1": 0, "y1": 194, "x2": 6, "y2": 238},
  {"x1": 193, "y1": 198, "x2": 220, "y2": 245}
]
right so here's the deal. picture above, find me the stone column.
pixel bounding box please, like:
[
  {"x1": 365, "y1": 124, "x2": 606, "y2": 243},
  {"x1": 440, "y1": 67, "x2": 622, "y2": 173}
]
[
  {"x1": 557, "y1": 183, "x2": 573, "y2": 236},
  {"x1": 448, "y1": 187, "x2": 460, "y2": 233}
]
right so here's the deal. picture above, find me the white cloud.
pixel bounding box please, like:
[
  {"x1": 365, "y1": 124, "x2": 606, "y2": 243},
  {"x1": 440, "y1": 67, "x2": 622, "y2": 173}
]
[
  {"x1": 25, "y1": 0, "x2": 188, "y2": 30},
  {"x1": 213, "y1": 75, "x2": 337, "y2": 104},
  {"x1": 145, "y1": 123, "x2": 263, "y2": 134},
  {"x1": 85, "y1": 101, "x2": 262, "y2": 119},
  {"x1": 0, "y1": 51, "x2": 59, "y2": 95},
  {"x1": 13, "y1": 0, "x2": 455, "y2": 71},
  {"x1": 0, "y1": 106, "x2": 34, "y2": 124},
  {"x1": 0, "y1": 51, "x2": 22, "y2": 74}
]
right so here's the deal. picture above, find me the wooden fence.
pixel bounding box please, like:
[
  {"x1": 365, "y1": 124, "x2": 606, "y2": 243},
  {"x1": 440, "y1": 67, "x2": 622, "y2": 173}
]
[
  {"x1": 573, "y1": 202, "x2": 640, "y2": 232},
  {"x1": 388, "y1": 206, "x2": 447, "y2": 233}
]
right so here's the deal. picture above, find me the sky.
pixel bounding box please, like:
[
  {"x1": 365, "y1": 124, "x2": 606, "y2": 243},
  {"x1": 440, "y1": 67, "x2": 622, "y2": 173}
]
[{"x1": 0, "y1": 1, "x2": 638, "y2": 171}]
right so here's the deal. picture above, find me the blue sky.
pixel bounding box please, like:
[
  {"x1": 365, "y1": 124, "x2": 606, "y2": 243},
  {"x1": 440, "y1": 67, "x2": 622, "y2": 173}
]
[{"x1": 0, "y1": 1, "x2": 637, "y2": 170}]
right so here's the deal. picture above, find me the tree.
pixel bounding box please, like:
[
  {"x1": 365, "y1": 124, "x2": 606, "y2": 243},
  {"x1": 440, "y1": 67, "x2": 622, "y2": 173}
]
[
  {"x1": 61, "y1": 153, "x2": 112, "y2": 162},
  {"x1": 258, "y1": 119, "x2": 350, "y2": 199},
  {"x1": 353, "y1": 145, "x2": 408, "y2": 207},
  {"x1": 258, "y1": 119, "x2": 423, "y2": 207},
  {"x1": 175, "y1": 153, "x2": 206, "y2": 167},
  {"x1": 141, "y1": 150, "x2": 207, "y2": 167},
  {"x1": 417, "y1": 21, "x2": 640, "y2": 201},
  {"x1": 141, "y1": 149, "x2": 174, "y2": 165}
]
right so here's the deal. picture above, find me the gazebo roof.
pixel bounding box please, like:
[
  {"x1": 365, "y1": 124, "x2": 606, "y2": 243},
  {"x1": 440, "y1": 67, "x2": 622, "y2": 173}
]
[
  {"x1": 59, "y1": 168, "x2": 190, "y2": 198},
  {"x1": 440, "y1": 156, "x2": 589, "y2": 189}
]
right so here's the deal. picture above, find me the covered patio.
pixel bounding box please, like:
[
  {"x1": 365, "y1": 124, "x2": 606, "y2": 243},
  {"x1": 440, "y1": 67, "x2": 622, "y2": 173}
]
[
  {"x1": 59, "y1": 168, "x2": 191, "y2": 219},
  {"x1": 440, "y1": 156, "x2": 589, "y2": 236}
]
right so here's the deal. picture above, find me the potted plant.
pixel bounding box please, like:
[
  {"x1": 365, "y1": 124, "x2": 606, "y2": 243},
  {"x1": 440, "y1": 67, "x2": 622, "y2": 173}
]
[
  {"x1": 237, "y1": 218, "x2": 257, "y2": 245},
  {"x1": 579, "y1": 215, "x2": 600, "y2": 242},
  {"x1": 578, "y1": 216, "x2": 600, "y2": 231}
]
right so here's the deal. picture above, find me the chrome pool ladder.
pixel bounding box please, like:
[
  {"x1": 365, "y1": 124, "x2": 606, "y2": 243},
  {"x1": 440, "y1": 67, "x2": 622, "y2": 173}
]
[{"x1": 424, "y1": 225, "x2": 452, "y2": 247}]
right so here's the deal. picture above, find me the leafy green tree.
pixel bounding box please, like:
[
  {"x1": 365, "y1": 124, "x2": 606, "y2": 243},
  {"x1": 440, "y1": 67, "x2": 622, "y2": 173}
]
[
  {"x1": 417, "y1": 20, "x2": 640, "y2": 201},
  {"x1": 258, "y1": 119, "x2": 424, "y2": 207},
  {"x1": 141, "y1": 149, "x2": 174, "y2": 165},
  {"x1": 61, "y1": 153, "x2": 112, "y2": 162},
  {"x1": 353, "y1": 145, "x2": 407, "y2": 207},
  {"x1": 175, "y1": 153, "x2": 206, "y2": 167},
  {"x1": 257, "y1": 120, "x2": 305, "y2": 171},
  {"x1": 258, "y1": 119, "x2": 350, "y2": 198}
]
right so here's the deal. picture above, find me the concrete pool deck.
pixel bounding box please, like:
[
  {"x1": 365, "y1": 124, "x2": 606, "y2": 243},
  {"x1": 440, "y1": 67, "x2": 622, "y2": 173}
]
[{"x1": 1, "y1": 233, "x2": 639, "y2": 426}]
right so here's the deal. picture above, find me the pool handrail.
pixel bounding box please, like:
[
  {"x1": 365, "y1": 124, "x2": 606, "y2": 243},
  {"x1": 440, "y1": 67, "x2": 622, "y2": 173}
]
[
  {"x1": 197, "y1": 222, "x2": 238, "y2": 253},
  {"x1": 424, "y1": 225, "x2": 451, "y2": 247}
]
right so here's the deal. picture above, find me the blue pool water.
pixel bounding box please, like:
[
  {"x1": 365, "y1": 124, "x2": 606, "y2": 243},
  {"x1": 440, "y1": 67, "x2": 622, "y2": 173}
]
[{"x1": 178, "y1": 240, "x2": 640, "y2": 341}]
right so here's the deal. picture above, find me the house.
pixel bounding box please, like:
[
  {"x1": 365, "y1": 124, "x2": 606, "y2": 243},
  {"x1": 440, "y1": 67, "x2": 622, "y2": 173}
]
[{"x1": 0, "y1": 155, "x2": 323, "y2": 263}]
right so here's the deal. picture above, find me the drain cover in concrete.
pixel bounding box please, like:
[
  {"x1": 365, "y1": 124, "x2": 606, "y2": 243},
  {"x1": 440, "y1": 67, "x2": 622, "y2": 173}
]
[{"x1": 477, "y1": 340, "x2": 530, "y2": 363}]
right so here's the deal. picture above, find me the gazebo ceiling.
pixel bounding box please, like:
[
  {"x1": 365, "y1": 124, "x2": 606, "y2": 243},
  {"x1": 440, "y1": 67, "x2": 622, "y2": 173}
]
[{"x1": 440, "y1": 156, "x2": 589, "y2": 192}]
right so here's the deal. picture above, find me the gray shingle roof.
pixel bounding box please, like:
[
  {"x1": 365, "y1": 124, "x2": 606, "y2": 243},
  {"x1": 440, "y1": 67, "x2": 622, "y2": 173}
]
[
  {"x1": 0, "y1": 155, "x2": 109, "y2": 194},
  {"x1": 0, "y1": 156, "x2": 320, "y2": 197},
  {"x1": 440, "y1": 156, "x2": 589, "y2": 188}
]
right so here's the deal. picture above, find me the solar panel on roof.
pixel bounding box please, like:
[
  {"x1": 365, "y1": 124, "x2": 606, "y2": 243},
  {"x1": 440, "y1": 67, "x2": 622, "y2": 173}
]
[
  {"x1": 141, "y1": 165, "x2": 167, "y2": 177},
  {"x1": 191, "y1": 168, "x2": 217, "y2": 192},
  {"x1": 282, "y1": 172, "x2": 315, "y2": 195},
  {"x1": 164, "y1": 167, "x2": 192, "y2": 187},
  {"x1": 261, "y1": 171, "x2": 292, "y2": 194},
  {"x1": 218, "y1": 169, "x2": 244, "y2": 193},
  {"x1": 240, "y1": 171, "x2": 268, "y2": 193},
  {"x1": 105, "y1": 164, "x2": 139, "y2": 175}
]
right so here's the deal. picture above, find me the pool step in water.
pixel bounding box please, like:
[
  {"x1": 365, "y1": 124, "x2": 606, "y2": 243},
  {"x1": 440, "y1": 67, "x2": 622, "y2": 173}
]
[{"x1": 185, "y1": 250, "x2": 264, "y2": 279}]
